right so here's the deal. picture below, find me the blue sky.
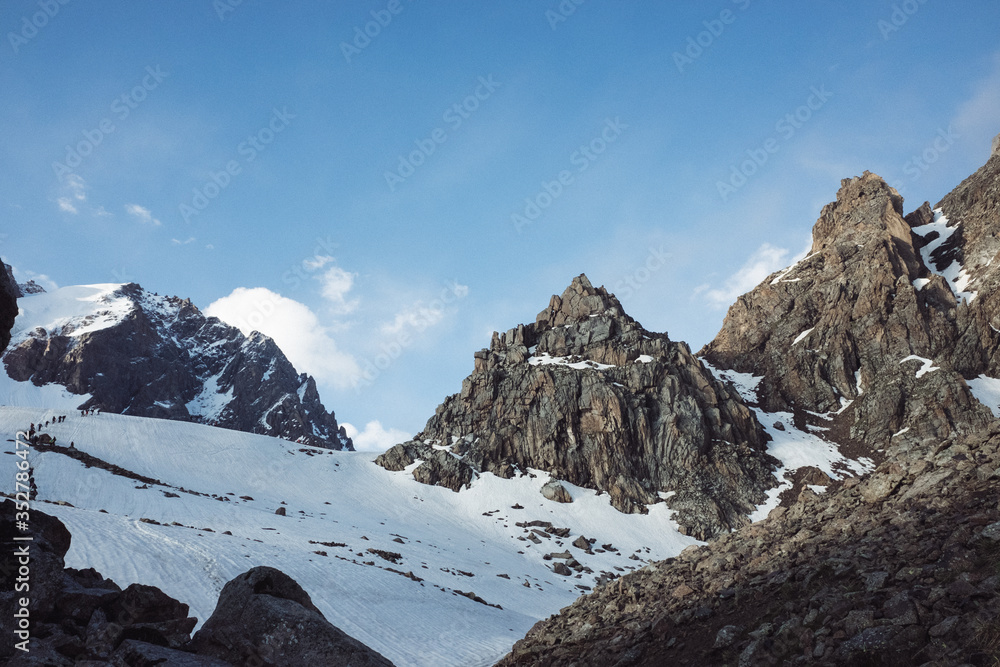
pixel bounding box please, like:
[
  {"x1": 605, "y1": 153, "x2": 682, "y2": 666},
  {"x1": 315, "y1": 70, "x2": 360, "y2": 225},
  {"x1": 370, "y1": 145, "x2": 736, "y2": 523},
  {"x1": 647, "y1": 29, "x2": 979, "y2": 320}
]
[{"x1": 3, "y1": 1, "x2": 1000, "y2": 449}]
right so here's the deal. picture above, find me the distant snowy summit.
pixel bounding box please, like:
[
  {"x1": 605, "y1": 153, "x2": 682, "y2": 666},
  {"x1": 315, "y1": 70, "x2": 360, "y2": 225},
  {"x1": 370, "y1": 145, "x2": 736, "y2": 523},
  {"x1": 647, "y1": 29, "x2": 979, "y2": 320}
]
[{"x1": 1, "y1": 281, "x2": 353, "y2": 450}]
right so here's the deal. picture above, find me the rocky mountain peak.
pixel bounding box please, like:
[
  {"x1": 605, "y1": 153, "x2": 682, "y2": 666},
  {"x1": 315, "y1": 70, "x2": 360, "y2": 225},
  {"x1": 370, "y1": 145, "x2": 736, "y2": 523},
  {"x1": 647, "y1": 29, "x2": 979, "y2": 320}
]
[
  {"x1": 534, "y1": 273, "x2": 631, "y2": 330},
  {"x1": 810, "y1": 171, "x2": 910, "y2": 255},
  {"x1": 379, "y1": 276, "x2": 777, "y2": 540},
  {"x1": 992, "y1": 131, "x2": 1000, "y2": 157}
]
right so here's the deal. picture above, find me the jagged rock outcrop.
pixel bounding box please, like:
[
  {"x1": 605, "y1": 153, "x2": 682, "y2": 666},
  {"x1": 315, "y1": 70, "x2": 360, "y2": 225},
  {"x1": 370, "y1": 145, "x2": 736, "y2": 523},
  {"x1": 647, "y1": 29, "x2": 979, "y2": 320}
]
[
  {"x1": 0, "y1": 262, "x2": 19, "y2": 353},
  {"x1": 701, "y1": 170, "x2": 995, "y2": 452},
  {"x1": 191, "y1": 566, "x2": 394, "y2": 666},
  {"x1": 498, "y1": 420, "x2": 1000, "y2": 666},
  {"x1": 2, "y1": 282, "x2": 353, "y2": 450},
  {"x1": 378, "y1": 275, "x2": 778, "y2": 540},
  {"x1": 499, "y1": 135, "x2": 1000, "y2": 667},
  {"x1": 0, "y1": 501, "x2": 392, "y2": 666},
  {"x1": 18, "y1": 279, "x2": 46, "y2": 295}
]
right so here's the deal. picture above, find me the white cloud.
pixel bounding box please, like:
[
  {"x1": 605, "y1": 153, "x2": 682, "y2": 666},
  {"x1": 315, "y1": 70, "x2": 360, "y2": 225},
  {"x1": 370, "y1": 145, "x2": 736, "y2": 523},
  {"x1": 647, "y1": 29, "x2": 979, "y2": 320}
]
[
  {"x1": 953, "y1": 52, "x2": 1000, "y2": 150},
  {"x1": 694, "y1": 243, "x2": 795, "y2": 309},
  {"x1": 171, "y1": 237, "x2": 196, "y2": 245},
  {"x1": 55, "y1": 174, "x2": 87, "y2": 214},
  {"x1": 317, "y1": 265, "x2": 359, "y2": 314},
  {"x1": 10, "y1": 265, "x2": 59, "y2": 292},
  {"x1": 57, "y1": 197, "x2": 78, "y2": 214},
  {"x1": 380, "y1": 282, "x2": 469, "y2": 336},
  {"x1": 341, "y1": 420, "x2": 410, "y2": 452},
  {"x1": 304, "y1": 255, "x2": 334, "y2": 271},
  {"x1": 125, "y1": 204, "x2": 161, "y2": 226},
  {"x1": 205, "y1": 287, "x2": 360, "y2": 389},
  {"x1": 381, "y1": 303, "x2": 446, "y2": 336}
]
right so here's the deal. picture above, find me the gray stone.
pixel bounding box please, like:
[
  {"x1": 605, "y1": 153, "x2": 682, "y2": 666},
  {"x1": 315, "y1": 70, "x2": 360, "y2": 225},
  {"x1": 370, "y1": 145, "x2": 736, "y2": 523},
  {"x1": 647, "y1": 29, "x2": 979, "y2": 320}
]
[
  {"x1": 191, "y1": 567, "x2": 393, "y2": 666},
  {"x1": 541, "y1": 480, "x2": 572, "y2": 503}
]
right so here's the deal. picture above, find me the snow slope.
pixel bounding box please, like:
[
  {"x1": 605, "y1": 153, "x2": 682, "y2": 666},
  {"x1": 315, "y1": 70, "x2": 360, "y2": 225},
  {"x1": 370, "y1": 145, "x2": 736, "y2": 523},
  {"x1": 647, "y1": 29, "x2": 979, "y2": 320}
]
[
  {"x1": 1, "y1": 407, "x2": 699, "y2": 667},
  {"x1": 700, "y1": 361, "x2": 875, "y2": 522}
]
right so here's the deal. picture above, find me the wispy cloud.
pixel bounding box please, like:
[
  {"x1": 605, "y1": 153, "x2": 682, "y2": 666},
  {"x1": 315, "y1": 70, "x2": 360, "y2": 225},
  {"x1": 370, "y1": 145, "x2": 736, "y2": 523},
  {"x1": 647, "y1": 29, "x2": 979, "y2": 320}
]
[
  {"x1": 125, "y1": 203, "x2": 161, "y2": 226},
  {"x1": 952, "y1": 51, "x2": 1000, "y2": 150},
  {"x1": 171, "y1": 237, "x2": 196, "y2": 245},
  {"x1": 693, "y1": 243, "x2": 796, "y2": 309},
  {"x1": 317, "y1": 265, "x2": 359, "y2": 314},
  {"x1": 55, "y1": 173, "x2": 87, "y2": 214}
]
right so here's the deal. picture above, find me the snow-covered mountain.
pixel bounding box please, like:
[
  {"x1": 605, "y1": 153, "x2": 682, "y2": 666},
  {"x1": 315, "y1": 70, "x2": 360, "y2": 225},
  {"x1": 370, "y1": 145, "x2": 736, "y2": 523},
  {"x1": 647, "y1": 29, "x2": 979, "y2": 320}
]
[
  {"x1": 2, "y1": 282, "x2": 353, "y2": 450},
  {"x1": 1, "y1": 405, "x2": 701, "y2": 666}
]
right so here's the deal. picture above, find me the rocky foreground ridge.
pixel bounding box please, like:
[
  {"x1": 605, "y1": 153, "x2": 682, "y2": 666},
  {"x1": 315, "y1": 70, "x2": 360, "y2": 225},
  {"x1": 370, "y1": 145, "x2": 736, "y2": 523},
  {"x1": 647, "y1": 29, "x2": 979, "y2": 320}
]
[
  {"x1": 499, "y1": 141, "x2": 1000, "y2": 665},
  {"x1": 378, "y1": 275, "x2": 779, "y2": 540},
  {"x1": 0, "y1": 500, "x2": 393, "y2": 666},
  {"x1": 499, "y1": 417, "x2": 1000, "y2": 666},
  {"x1": 3, "y1": 282, "x2": 353, "y2": 450}
]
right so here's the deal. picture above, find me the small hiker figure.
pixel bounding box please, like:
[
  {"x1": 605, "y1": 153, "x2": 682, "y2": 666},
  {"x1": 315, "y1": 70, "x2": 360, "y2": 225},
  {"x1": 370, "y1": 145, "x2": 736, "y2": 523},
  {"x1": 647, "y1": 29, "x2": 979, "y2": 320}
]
[
  {"x1": 69, "y1": 441, "x2": 75, "y2": 449},
  {"x1": 95, "y1": 408, "x2": 100, "y2": 415}
]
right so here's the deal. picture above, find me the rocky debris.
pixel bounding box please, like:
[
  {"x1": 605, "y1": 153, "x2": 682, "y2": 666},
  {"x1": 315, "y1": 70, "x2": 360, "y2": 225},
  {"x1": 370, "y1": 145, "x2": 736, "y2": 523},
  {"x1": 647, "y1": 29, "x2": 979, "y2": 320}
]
[
  {"x1": 190, "y1": 566, "x2": 394, "y2": 666},
  {"x1": 3, "y1": 282, "x2": 353, "y2": 450},
  {"x1": 701, "y1": 171, "x2": 995, "y2": 454},
  {"x1": 993, "y1": 132, "x2": 1000, "y2": 157},
  {"x1": 274, "y1": 506, "x2": 287, "y2": 516},
  {"x1": 0, "y1": 262, "x2": 19, "y2": 353},
  {"x1": 540, "y1": 480, "x2": 572, "y2": 503},
  {"x1": 572, "y1": 535, "x2": 594, "y2": 553},
  {"x1": 498, "y1": 415, "x2": 1000, "y2": 666},
  {"x1": 18, "y1": 279, "x2": 46, "y2": 295},
  {"x1": 378, "y1": 274, "x2": 778, "y2": 540}
]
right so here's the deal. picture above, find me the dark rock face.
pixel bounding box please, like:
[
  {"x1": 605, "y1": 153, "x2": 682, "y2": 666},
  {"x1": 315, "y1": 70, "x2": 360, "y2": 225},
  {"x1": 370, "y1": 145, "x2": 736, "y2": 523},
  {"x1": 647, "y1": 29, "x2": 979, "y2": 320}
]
[
  {"x1": 377, "y1": 275, "x2": 777, "y2": 540},
  {"x1": 0, "y1": 499, "x2": 200, "y2": 664},
  {"x1": 0, "y1": 262, "x2": 19, "y2": 353},
  {"x1": 3, "y1": 282, "x2": 353, "y2": 450},
  {"x1": 190, "y1": 566, "x2": 394, "y2": 667},
  {"x1": 701, "y1": 171, "x2": 995, "y2": 452},
  {"x1": 498, "y1": 421, "x2": 1000, "y2": 667}
]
